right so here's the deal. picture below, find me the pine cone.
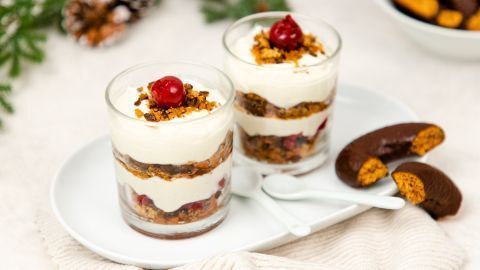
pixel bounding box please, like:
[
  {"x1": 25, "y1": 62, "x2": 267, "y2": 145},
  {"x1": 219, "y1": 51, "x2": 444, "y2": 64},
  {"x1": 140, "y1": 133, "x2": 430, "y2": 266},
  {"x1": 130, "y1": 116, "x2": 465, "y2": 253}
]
[
  {"x1": 118, "y1": 0, "x2": 155, "y2": 22},
  {"x1": 63, "y1": 0, "x2": 132, "y2": 47}
]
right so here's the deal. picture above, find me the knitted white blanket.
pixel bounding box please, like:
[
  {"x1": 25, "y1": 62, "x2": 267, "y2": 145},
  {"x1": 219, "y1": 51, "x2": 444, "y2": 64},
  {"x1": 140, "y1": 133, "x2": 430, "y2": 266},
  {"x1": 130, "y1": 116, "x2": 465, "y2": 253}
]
[{"x1": 36, "y1": 203, "x2": 464, "y2": 270}]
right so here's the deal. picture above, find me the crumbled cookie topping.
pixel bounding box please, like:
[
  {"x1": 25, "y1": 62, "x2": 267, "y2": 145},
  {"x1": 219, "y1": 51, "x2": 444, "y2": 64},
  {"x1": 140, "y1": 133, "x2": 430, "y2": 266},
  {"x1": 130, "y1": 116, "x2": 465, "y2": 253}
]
[
  {"x1": 134, "y1": 108, "x2": 144, "y2": 118},
  {"x1": 134, "y1": 93, "x2": 148, "y2": 106},
  {"x1": 133, "y1": 82, "x2": 218, "y2": 122},
  {"x1": 251, "y1": 30, "x2": 325, "y2": 66}
]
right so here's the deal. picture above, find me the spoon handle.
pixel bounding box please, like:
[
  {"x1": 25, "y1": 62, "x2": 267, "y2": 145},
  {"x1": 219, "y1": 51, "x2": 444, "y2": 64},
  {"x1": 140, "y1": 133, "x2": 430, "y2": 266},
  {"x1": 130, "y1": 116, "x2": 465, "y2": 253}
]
[
  {"x1": 304, "y1": 190, "x2": 405, "y2": 210},
  {"x1": 252, "y1": 192, "x2": 311, "y2": 237}
]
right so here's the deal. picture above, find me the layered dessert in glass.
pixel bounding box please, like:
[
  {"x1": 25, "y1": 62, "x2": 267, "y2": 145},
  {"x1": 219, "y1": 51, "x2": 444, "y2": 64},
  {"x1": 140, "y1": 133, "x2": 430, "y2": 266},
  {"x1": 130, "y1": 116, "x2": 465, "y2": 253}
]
[
  {"x1": 106, "y1": 62, "x2": 234, "y2": 239},
  {"x1": 223, "y1": 12, "x2": 341, "y2": 174}
]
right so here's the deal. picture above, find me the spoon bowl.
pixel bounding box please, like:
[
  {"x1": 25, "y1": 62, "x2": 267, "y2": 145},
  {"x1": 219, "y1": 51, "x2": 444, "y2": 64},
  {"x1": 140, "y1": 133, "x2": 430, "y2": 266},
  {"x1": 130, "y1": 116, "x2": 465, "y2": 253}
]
[
  {"x1": 262, "y1": 174, "x2": 306, "y2": 195},
  {"x1": 231, "y1": 166, "x2": 262, "y2": 196}
]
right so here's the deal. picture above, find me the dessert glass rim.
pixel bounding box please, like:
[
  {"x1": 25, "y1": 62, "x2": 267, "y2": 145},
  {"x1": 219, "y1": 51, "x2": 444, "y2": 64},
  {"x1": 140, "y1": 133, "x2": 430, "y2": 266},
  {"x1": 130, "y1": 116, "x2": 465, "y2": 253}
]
[
  {"x1": 222, "y1": 11, "x2": 342, "y2": 69},
  {"x1": 105, "y1": 60, "x2": 235, "y2": 126}
]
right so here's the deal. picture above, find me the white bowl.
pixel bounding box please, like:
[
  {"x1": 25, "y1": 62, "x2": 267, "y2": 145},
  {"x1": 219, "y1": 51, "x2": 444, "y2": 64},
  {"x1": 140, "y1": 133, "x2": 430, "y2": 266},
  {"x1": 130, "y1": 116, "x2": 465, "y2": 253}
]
[{"x1": 376, "y1": 0, "x2": 480, "y2": 59}]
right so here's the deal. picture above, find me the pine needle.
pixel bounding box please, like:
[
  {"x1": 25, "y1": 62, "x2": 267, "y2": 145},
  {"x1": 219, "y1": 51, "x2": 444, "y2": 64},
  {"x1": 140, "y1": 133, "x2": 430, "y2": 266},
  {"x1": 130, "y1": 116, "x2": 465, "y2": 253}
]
[
  {"x1": 0, "y1": 83, "x2": 13, "y2": 128},
  {"x1": 201, "y1": 0, "x2": 290, "y2": 23},
  {"x1": 0, "y1": 94, "x2": 14, "y2": 114}
]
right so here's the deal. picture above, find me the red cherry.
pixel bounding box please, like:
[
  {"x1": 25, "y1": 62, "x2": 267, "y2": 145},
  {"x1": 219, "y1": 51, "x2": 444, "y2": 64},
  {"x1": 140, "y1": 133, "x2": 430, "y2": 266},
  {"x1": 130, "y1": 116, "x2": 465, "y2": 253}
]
[
  {"x1": 269, "y1": 15, "x2": 303, "y2": 51},
  {"x1": 151, "y1": 76, "x2": 186, "y2": 108}
]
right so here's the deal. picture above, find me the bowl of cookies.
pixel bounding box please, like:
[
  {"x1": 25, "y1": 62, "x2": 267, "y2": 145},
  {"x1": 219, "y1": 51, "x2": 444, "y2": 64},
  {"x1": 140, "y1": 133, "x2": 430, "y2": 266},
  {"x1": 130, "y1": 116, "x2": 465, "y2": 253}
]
[{"x1": 376, "y1": 0, "x2": 480, "y2": 59}]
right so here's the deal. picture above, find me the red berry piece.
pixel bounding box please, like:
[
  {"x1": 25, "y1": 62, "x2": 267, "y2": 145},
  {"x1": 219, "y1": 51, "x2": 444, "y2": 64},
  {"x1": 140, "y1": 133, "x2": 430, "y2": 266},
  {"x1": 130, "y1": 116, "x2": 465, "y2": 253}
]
[
  {"x1": 190, "y1": 202, "x2": 203, "y2": 211},
  {"x1": 269, "y1": 15, "x2": 303, "y2": 50},
  {"x1": 317, "y1": 118, "x2": 328, "y2": 132},
  {"x1": 283, "y1": 134, "x2": 301, "y2": 150},
  {"x1": 151, "y1": 76, "x2": 186, "y2": 108},
  {"x1": 218, "y1": 178, "x2": 226, "y2": 188},
  {"x1": 137, "y1": 195, "x2": 152, "y2": 206}
]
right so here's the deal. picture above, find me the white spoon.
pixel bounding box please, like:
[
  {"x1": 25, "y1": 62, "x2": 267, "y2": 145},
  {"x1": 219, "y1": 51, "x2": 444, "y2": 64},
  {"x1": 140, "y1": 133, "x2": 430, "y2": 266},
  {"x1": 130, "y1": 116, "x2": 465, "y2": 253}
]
[
  {"x1": 231, "y1": 166, "x2": 311, "y2": 237},
  {"x1": 263, "y1": 174, "x2": 405, "y2": 210}
]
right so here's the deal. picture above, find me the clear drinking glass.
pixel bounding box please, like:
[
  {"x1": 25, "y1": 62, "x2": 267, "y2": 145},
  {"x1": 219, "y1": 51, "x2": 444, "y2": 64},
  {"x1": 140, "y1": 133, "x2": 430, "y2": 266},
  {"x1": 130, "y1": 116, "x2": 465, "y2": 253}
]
[
  {"x1": 223, "y1": 12, "x2": 341, "y2": 175},
  {"x1": 105, "y1": 61, "x2": 234, "y2": 239}
]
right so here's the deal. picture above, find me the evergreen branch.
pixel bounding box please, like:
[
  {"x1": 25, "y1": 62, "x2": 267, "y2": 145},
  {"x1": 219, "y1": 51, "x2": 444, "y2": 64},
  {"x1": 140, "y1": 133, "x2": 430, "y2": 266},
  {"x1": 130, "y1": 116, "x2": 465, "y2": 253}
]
[
  {"x1": 201, "y1": 5, "x2": 229, "y2": 23},
  {"x1": 23, "y1": 31, "x2": 48, "y2": 42},
  {"x1": 36, "y1": 0, "x2": 67, "y2": 27},
  {"x1": 0, "y1": 52, "x2": 10, "y2": 66},
  {"x1": 26, "y1": 38, "x2": 45, "y2": 57},
  {"x1": 9, "y1": 55, "x2": 21, "y2": 77},
  {"x1": 0, "y1": 84, "x2": 11, "y2": 93},
  {"x1": 0, "y1": 94, "x2": 14, "y2": 114},
  {"x1": 201, "y1": 0, "x2": 290, "y2": 23},
  {"x1": 0, "y1": 83, "x2": 13, "y2": 129},
  {"x1": 0, "y1": 0, "x2": 65, "y2": 127},
  {"x1": 19, "y1": 49, "x2": 45, "y2": 62}
]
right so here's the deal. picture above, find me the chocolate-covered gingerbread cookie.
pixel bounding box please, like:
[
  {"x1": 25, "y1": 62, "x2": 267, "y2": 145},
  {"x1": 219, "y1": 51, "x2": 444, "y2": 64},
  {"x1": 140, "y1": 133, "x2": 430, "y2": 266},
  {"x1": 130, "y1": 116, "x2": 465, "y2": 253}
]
[
  {"x1": 444, "y1": 0, "x2": 478, "y2": 17},
  {"x1": 335, "y1": 123, "x2": 445, "y2": 187},
  {"x1": 393, "y1": 0, "x2": 440, "y2": 21},
  {"x1": 392, "y1": 162, "x2": 462, "y2": 219}
]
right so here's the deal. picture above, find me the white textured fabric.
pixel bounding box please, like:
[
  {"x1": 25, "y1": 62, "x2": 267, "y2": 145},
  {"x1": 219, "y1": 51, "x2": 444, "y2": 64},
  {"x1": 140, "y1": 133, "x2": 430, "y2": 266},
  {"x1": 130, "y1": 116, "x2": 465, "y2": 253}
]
[
  {"x1": 36, "y1": 210, "x2": 140, "y2": 270},
  {"x1": 36, "y1": 204, "x2": 464, "y2": 270}
]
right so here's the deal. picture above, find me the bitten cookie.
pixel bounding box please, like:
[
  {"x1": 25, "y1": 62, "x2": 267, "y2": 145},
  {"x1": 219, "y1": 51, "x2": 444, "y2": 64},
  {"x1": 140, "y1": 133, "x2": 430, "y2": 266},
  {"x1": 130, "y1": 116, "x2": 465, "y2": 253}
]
[
  {"x1": 335, "y1": 123, "x2": 445, "y2": 187},
  {"x1": 392, "y1": 162, "x2": 462, "y2": 219}
]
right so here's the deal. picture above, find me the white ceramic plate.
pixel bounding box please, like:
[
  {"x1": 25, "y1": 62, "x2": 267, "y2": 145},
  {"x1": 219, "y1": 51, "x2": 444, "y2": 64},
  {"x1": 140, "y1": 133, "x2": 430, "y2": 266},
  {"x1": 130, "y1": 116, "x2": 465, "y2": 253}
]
[{"x1": 51, "y1": 84, "x2": 420, "y2": 269}]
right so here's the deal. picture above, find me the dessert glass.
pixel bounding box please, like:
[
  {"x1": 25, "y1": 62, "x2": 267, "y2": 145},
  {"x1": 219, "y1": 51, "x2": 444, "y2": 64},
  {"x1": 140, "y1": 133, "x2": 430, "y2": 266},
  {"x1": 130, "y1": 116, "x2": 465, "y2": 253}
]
[
  {"x1": 223, "y1": 12, "x2": 341, "y2": 175},
  {"x1": 106, "y1": 61, "x2": 234, "y2": 239}
]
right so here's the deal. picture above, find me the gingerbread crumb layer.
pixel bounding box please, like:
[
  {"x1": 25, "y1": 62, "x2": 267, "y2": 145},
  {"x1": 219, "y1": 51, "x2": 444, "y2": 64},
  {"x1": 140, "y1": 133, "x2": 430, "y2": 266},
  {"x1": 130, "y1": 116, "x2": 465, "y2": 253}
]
[
  {"x1": 134, "y1": 83, "x2": 218, "y2": 122},
  {"x1": 236, "y1": 91, "x2": 334, "y2": 119},
  {"x1": 239, "y1": 126, "x2": 327, "y2": 164},
  {"x1": 132, "y1": 189, "x2": 222, "y2": 224},
  {"x1": 251, "y1": 31, "x2": 325, "y2": 66},
  {"x1": 114, "y1": 130, "x2": 233, "y2": 180}
]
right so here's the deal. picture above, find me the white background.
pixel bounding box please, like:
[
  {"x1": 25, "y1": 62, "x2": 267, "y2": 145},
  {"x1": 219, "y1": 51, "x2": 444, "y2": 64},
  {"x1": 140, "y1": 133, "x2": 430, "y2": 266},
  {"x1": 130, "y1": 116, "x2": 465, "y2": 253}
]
[{"x1": 1, "y1": 0, "x2": 479, "y2": 269}]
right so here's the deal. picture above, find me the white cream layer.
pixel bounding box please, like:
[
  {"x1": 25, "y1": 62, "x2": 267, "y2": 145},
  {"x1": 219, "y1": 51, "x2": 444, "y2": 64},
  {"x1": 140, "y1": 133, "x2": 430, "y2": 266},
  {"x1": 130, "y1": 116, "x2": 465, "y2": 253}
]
[
  {"x1": 236, "y1": 106, "x2": 332, "y2": 137},
  {"x1": 115, "y1": 156, "x2": 232, "y2": 212},
  {"x1": 225, "y1": 25, "x2": 337, "y2": 108},
  {"x1": 110, "y1": 81, "x2": 233, "y2": 164}
]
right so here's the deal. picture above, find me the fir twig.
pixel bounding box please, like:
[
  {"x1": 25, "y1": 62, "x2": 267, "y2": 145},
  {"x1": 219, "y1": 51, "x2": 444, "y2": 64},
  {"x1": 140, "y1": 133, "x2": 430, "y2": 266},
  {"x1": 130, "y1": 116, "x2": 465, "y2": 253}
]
[
  {"x1": 201, "y1": 0, "x2": 290, "y2": 23},
  {"x1": 0, "y1": 84, "x2": 13, "y2": 128},
  {"x1": 0, "y1": 0, "x2": 66, "y2": 127},
  {"x1": 0, "y1": 91, "x2": 14, "y2": 114}
]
